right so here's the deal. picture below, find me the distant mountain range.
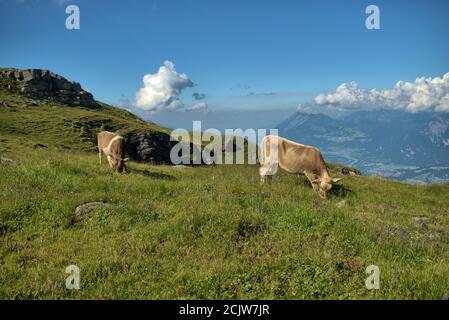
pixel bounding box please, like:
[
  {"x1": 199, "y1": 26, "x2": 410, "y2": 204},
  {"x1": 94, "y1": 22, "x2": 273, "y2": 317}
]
[{"x1": 277, "y1": 110, "x2": 449, "y2": 183}]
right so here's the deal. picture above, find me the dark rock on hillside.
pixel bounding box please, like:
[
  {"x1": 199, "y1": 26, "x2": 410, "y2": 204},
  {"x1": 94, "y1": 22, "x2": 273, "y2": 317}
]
[
  {"x1": 340, "y1": 166, "x2": 362, "y2": 176},
  {"x1": 126, "y1": 131, "x2": 206, "y2": 165},
  {"x1": 0, "y1": 68, "x2": 98, "y2": 108},
  {"x1": 126, "y1": 132, "x2": 176, "y2": 164}
]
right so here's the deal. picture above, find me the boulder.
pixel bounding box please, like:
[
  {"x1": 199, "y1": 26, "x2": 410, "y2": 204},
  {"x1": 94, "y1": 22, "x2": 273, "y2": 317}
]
[
  {"x1": 0, "y1": 156, "x2": 15, "y2": 164},
  {"x1": 340, "y1": 166, "x2": 362, "y2": 176},
  {"x1": 74, "y1": 202, "x2": 110, "y2": 222},
  {"x1": 126, "y1": 131, "x2": 175, "y2": 164},
  {"x1": 126, "y1": 131, "x2": 206, "y2": 165},
  {"x1": 336, "y1": 200, "x2": 347, "y2": 208}
]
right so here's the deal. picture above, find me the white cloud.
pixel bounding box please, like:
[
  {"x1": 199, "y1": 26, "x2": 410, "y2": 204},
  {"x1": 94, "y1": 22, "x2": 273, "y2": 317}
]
[
  {"x1": 315, "y1": 72, "x2": 449, "y2": 112},
  {"x1": 135, "y1": 60, "x2": 193, "y2": 112},
  {"x1": 186, "y1": 102, "x2": 209, "y2": 112}
]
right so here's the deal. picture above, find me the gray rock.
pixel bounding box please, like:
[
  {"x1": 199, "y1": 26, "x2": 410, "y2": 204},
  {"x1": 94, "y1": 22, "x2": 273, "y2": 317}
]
[
  {"x1": 0, "y1": 156, "x2": 15, "y2": 164},
  {"x1": 0, "y1": 68, "x2": 98, "y2": 108},
  {"x1": 74, "y1": 202, "x2": 110, "y2": 221},
  {"x1": 126, "y1": 131, "x2": 176, "y2": 164},
  {"x1": 336, "y1": 200, "x2": 347, "y2": 208},
  {"x1": 125, "y1": 131, "x2": 209, "y2": 165},
  {"x1": 340, "y1": 167, "x2": 362, "y2": 176}
]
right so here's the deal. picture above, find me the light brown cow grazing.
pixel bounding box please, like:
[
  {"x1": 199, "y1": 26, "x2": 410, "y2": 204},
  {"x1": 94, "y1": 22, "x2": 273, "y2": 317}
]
[
  {"x1": 97, "y1": 131, "x2": 128, "y2": 173},
  {"x1": 259, "y1": 135, "x2": 341, "y2": 199}
]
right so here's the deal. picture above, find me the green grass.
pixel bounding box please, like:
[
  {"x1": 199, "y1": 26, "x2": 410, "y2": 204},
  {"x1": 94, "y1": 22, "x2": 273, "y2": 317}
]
[
  {"x1": 1, "y1": 87, "x2": 449, "y2": 299},
  {"x1": 0, "y1": 146, "x2": 448, "y2": 299},
  {"x1": 0, "y1": 87, "x2": 170, "y2": 153}
]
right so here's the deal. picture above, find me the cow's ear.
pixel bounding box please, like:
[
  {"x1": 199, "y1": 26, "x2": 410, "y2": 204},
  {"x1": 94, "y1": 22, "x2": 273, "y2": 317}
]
[
  {"x1": 123, "y1": 158, "x2": 129, "y2": 162},
  {"x1": 332, "y1": 178, "x2": 342, "y2": 183}
]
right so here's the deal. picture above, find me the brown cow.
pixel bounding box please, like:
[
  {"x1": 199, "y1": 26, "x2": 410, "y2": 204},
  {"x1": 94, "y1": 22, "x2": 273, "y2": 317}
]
[
  {"x1": 97, "y1": 131, "x2": 128, "y2": 173},
  {"x1": 259, "y1": 135, "x2": 341, "y2": 199}
]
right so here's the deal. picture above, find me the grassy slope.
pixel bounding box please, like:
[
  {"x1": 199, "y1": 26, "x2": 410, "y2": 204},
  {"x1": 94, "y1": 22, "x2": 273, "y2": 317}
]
[
  {"x1": 1, "y1": 88, "x2": 449, "y2": 299},
  {"x1": 0, "y1": 84, "x2": 169, "y2": 153}
]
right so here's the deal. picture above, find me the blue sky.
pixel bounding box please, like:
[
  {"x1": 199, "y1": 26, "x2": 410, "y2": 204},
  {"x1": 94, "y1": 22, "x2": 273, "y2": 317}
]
[{"x1": 1, "y1": 0, "x2": 449, "y2": 129}]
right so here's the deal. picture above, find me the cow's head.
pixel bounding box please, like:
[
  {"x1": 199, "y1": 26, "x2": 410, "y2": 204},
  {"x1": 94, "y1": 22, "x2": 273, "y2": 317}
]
[
  {"x1": 312, "y1": 177, "x2": 342, "y2": 199},
  {"x1": 113, "y1": 157, "x2": 129, "y2": 173}
]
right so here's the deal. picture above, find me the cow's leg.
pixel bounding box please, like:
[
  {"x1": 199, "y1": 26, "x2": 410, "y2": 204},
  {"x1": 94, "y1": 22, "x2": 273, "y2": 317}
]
[
  {"x1": 263, "y1": 175, "x2": 273, "y2": 183},
  {"x1": 259, "y1": 162, "x2": 276, "y2": 184},
  {"x1": 98, "y1": 149, "x2": 102, "y2": 164},
  {"x1": 305, "y1": 172, "x2": 319, "y2": 192},
  {"x1": 259, "y1": 165, "x2": 268, "y2": 184},
  {"x1": 260, "y1": 173, "x2": 272, "y2": 184},
  {"x1": 107, "y1": 155, "x2": 114, "y2": 169}
]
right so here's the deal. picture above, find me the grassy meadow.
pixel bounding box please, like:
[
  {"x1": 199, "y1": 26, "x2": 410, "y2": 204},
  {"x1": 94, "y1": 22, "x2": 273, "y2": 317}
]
[{"x1": 0, "y1": 146, "x2": 449, "y2": 299}]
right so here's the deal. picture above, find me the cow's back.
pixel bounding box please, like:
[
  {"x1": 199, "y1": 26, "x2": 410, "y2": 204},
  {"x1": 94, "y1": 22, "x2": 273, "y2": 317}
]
[
  {"x1": 265, "y1": 135, "x2": 326, "y2": 174},
  {"x1": 282, "y1": 143, "x2": 325, "y2": 174},
  {"x1": 97, "y1": 131, "x2": 117, "y2": 150}
]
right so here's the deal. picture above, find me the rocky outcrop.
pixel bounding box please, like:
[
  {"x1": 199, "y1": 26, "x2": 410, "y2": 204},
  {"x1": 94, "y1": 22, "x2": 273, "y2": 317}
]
[
  {"x1": 0, "y1": 68, "x2": 98, "y2": 108},
  {"x1": 126, "y1": 131, "x2": 205, "y2": 165},
  {"x1": 126, "y1": 132, "x2": 176, "y2": 164}
]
